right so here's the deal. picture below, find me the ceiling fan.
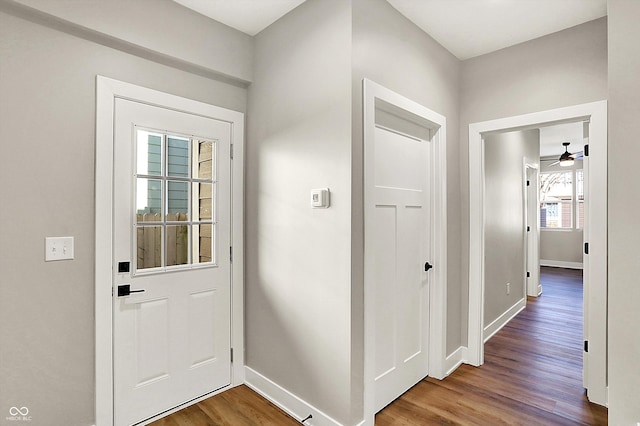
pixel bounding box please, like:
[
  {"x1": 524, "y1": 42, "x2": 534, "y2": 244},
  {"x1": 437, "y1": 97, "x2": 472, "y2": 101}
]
[{"x1": 544, "y1": 142, "x2": 583, "y2": 167}]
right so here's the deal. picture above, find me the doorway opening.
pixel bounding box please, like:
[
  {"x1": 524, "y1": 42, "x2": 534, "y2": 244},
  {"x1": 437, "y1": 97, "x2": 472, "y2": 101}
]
[{"x1": 468, "y1": 101, "x2": 607, "y2": 406}]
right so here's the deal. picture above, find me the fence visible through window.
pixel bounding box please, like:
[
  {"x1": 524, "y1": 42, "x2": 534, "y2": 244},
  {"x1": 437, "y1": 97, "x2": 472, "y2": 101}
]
[{"x1": 134, "y1": 129, "x2": 216, "y2": 272}]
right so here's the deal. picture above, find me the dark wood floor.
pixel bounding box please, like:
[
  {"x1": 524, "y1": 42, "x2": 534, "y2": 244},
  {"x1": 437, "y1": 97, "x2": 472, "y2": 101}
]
[
  {"x1": 152, "y1": 266, "x2": 607, "y2": 425},
  {"x1": 376, "y1": 266, "x2": 607, "y2": 425}
]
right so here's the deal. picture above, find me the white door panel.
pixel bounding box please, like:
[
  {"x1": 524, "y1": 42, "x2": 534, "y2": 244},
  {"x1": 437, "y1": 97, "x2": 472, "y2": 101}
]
[
  {"x1": 373, "y1": 126, "x2": 431, "y2": 412},
  {"x1": 113, "y1": 99, "x2": 231, "y2": 425}
]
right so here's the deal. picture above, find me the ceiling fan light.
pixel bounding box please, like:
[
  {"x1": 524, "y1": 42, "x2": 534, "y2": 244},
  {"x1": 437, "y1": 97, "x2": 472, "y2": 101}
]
[{"x1": 558, "y1": 142, "x2": 573, "y2": 166}]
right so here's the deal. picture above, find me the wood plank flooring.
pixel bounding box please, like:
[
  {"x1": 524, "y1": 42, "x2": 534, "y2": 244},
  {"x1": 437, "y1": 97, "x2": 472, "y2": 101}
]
[
  {"x1": 152, "y1": 266, "x2": 607, "y2": 425},
  {"x1": 149, "y1": 385, "x2": 300, "y2": 426},
  {"x1": 376, "y1": 266, "x2": 607, "y2": 425}
]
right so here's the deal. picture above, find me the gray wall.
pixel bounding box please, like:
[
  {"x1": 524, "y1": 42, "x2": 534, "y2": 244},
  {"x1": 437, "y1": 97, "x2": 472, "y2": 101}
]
[
  {"x1": 483, "y1": 130, "x2": 539, "y2": 325},
  {"x1": 11, "y1": 0, "x2": 253, "y2": 82},
  {"x1": 352, "y1": 0, "x2": 462, "y2": 356},
  {"x1": 0, "y1": 3, "x2": 248, "y2": 425},
  {"x1": 245, "y1": 0, "x2": 353, "y2": 424},
  {"x1": 540, "y1": 231, "x2": 583, "y2": 264},
  {"x1": 607, "y1": 0, "x2": 640, "y2": 423},
  {"x1": 460, "y1": 17, "x2": 608, "y2": 345}
]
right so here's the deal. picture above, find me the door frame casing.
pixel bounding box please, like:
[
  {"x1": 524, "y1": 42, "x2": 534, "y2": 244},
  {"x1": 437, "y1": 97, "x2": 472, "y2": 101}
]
[
  {"x1": 467, "y1": 100, "x2": 607, "y2": 406},
  {"x1": 362, "y1": 79, "x2": 448, "y2": 424},
  {"x1": 523, "y1": 161, "x2": 541, "y2": 297},
  {"x1": 95, "y1": 76, "x2": 245, "y2": 425}
]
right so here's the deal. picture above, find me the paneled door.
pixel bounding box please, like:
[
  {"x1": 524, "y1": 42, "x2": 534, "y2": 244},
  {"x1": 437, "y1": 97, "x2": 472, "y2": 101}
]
[
  {"x1": 112, "y1": 98, "x2": 232, "y2": 425},
  {"x1": 373, "y1": 125, "x2": 431, "y2": 412}
]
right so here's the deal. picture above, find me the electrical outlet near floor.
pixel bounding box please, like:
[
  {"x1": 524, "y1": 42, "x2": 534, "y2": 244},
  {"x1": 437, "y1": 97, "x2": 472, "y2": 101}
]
[{"x1": 506, "y1": 282, "x2": 511, "y2": 295}]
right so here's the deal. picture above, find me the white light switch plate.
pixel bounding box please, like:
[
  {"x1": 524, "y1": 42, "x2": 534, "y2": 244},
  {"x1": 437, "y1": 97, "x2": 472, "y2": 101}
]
[{"x1": 45, "y1": 236, "x2": 74, "y2": 261}]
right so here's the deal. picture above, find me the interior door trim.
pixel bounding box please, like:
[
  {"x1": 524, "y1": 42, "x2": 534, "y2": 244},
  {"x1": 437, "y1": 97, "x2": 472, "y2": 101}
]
[
  {"x1": 467, "y1": 100, "x2": 608, "y2": 406},
  {"x1": 362, "y1": 78, "x2": 448, "y2": 425},
  {"x1": 95, "y1": 76, "x2": 245, "y2": 426}
]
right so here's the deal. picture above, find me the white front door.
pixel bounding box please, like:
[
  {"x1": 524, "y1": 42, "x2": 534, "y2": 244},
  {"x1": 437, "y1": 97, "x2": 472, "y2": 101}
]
[
  {"x1": 373, "y1": 125, "x2": 431, "y2": 412},
  {"x1": 112, "y1": 98, "x2": 232, "y2": 425}
]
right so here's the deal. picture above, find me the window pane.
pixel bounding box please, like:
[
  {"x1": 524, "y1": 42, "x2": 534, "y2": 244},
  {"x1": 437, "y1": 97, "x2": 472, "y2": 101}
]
[
  {"x1": 136, "y1": 130, "x2": 162, "y2": 176},
  {"x1": 576, "y1": 170, "x2": 584, "y2": 229},
  {"x1": 167, "y1": 136, "x2": 189, "y2": 178},
  {"x1": 540, "y1": 171, "x2": 573, "y2": 228},
  {"x1": 166, "y1": 225, "x2": 189, "y2": 266},
  {"x1": 194, "y1": 182, "x2": 213, "y2": 221},
  {"x1": 167, "y1": 181, "x2": 189, "y2": 217},
  {"x1": 541, "y1": 201, "x2": 573, "y2": 228},
  {"x1": 136, "y1": 178, "x2": 163, "y2": 219},
  {"x1": 134, "y1": 133, "x2": 219, "y2": 273},
  {"x1": 577, "y1": 201, "x2": 584, "y2": 229},
  {"x1": 136, "y1": 225, "x2": 162, "y2": 269},
  {"x1": 193, "y1": 224, "x2": 214, "y2": 265},
  {"x1": 193, "y1": 140, "x2": 214, "y2": 180},
  {"x1": 576, "y1": 170, "x2": 584, "y2": 200}
]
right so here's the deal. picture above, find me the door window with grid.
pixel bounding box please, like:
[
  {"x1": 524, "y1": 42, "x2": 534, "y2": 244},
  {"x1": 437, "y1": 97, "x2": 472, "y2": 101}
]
[{"x1": 135, "y1": 128, "x2": 216, "y2": 272}]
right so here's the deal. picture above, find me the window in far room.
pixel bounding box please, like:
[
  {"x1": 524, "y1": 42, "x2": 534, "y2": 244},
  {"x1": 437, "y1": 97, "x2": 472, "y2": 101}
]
[{"x1": 540, "y1": 169, "x2": 583, "y2": 230}]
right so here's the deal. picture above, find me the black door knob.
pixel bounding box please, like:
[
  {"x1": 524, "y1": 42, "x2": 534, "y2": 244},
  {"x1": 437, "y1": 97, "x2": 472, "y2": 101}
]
[{"x1": 424, "y1": 262, "x2": 433, "y2": 272}]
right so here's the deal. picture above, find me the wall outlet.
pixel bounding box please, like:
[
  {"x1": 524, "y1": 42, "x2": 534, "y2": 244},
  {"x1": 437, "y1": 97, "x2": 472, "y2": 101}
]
[{"x1": 506, "y1": 282, "x2": 511, "y2": 295}]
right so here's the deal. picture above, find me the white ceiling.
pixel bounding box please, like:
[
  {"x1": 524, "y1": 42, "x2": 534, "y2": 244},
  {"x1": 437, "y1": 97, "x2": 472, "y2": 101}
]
[
  {"x1": 173, "y1": 0, "x2": 306, "y2": 36},
  {"x1": 539, "y1": 122, "x2": 584, "y2": 157},
  {"x1": 173, "y1": 0, "x2": 607, "y2": 60},
  {"x1": 386, "y1": 0, "x2": 607, "y2": 60}
]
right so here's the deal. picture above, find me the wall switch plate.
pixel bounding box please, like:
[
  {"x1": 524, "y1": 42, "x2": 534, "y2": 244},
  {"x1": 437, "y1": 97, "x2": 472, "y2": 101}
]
[
  {"x1": 311, "y1": 188, "x2": 330, "y2": 208},
  {"x1": 45, "y1": 236, "x2": 74, "y2": 261}
]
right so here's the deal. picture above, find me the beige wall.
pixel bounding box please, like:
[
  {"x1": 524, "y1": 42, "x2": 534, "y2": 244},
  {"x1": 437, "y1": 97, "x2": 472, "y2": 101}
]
[
  {"x1": 352, "y1": 0, "x2": 462, "y2": 356},
  {"x1": 607, "y1": 0, "x2": 640, "y2": 423},
  {"x1": 460, "y1": 17, "x2": 608, "y2": 345},
  {"x1": 483, "y1": 129, "x2": 540, "y2": 324},
  {"x1": 0, "y1": 4, "x2": 247, "y2": 426},
  {"x1": 245, "y1": 0, "x2": 353, "y2": 423}
]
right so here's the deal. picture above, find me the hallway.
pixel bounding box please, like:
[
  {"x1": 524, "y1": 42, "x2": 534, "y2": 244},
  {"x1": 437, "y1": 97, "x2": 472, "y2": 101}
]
[
  {"x1": 153, "y1": 267, "x2": 607, "y2": 425},
  {"x1": 376, "y1": 266, "x2": 608, "y2": 425}
]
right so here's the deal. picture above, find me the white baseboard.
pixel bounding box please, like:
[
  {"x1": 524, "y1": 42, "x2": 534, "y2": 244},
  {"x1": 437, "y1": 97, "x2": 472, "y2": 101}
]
[
  {"x1": 444, "y1": 346, "x2": 467, "y2": 376},
  {"x1": 244, "y1": 366, "x2": 343, "y2": 426},
  {"x1": 540, "y1": 260, "x2": 583, "y2": 269},
  {"x1": 483, "y1": 298, "x2": 526, "y2": 343}
]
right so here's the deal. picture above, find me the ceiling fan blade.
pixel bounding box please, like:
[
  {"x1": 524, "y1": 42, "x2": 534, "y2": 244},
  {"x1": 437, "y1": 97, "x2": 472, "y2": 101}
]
[
  {"x1": 545, "y1": 160, "x2": 560, "y2": 167},
  {"x1": 570, "y1": 151, "x2": 584, "y2": 160}
]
